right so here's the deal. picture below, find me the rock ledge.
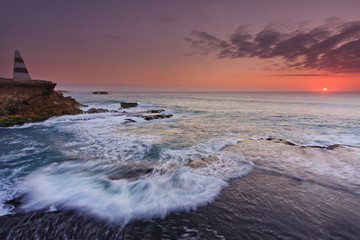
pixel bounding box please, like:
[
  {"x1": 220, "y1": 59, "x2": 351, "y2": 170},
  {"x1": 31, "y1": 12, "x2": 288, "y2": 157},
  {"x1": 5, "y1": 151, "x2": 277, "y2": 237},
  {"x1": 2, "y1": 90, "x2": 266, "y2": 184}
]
[{"x1": 0, "y1": 78, "x2": 83, "y2": 127}]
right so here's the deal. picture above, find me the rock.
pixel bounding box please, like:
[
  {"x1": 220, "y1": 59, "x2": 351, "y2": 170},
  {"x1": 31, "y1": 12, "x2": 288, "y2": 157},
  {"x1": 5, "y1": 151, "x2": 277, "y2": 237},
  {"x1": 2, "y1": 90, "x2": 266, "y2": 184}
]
[
  {"x1": 4, "y1": 195, "x2": 25, "y2": 207},
  {"x1": 0, "y1": 78, "x2": 83, "y2": 127},
  {"x1": 109, "y1": 168, "x2": 155, "y2": 181},
  {"x1": 120, "y1": 102, "x2": 138, "y2": 108},
  {"x1": 143, "y1": 113, "x2": 173, "y2": 121},
  {"x1": 124, "y1": 118, "x2": 136, "y2": 124},
  {"x1": 186, "y1": 155, "x2": 217, "y2": 168},
  {"x1": 186, "y1": 159, "x2": 208, "y2": 168},
  {"x1": 86, "y1": 108, "x2": 109, "y2": 114},
  {"x1": 110, "y1": 110, "x2": 119, "y2": 113},
  {"x1": 146, "y1": 109, "x2": 164, "y2": 113},
  {"x1": 56, "y1": 90, "x2": 69, "y2": 93},
  {"x1": 92, "y1": 91, "x2": 108, "y2": 94},
  {"x1": 327, "y1": 144, "x2": 343, "y2": 150},
  {"x1": 265, "y1": 138, "x2": 296, "y2": 146}
]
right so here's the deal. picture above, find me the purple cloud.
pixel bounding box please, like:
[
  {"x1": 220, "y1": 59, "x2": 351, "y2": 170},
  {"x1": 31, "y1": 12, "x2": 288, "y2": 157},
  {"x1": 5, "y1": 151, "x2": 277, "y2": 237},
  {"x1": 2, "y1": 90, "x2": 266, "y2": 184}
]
[{"x1": 186, "y1": 19, "x2": 360, "y2": 73}]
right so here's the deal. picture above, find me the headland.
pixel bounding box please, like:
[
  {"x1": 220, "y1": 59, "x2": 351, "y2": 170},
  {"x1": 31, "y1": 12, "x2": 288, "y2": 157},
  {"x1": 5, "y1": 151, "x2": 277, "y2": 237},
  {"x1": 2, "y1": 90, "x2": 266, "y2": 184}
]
[{"x1": 0, "y1": 77, "x2": 83, "y2": 127}]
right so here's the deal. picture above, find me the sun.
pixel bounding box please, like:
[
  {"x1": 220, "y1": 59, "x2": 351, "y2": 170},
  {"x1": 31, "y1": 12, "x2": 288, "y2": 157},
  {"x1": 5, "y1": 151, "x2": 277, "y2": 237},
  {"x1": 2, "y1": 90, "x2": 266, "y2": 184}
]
[{"x1": 322, "y1": 87, "x2": 328, "y2": 92}]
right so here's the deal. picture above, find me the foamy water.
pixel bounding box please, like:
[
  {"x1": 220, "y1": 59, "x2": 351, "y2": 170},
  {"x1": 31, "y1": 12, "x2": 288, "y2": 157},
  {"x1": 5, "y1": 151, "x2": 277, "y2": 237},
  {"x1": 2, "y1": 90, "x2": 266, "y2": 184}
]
[{"x1": 1, "y1": 91, "x2": 359, "y2": 222}]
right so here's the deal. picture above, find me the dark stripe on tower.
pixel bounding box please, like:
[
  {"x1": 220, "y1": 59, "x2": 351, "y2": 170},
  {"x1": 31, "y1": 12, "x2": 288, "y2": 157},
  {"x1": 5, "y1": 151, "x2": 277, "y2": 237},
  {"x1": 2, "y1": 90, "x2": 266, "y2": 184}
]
[
  {"x1": 14, "y1": 67, "x2": 29, "y2": 73},
  {"x1": 14, "y1": 57, "x2": 24, "y2": 63}
]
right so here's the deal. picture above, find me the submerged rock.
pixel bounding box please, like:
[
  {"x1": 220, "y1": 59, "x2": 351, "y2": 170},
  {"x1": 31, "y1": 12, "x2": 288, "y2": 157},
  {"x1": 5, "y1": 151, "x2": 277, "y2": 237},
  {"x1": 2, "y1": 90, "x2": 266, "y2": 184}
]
[
  {"x1": 265, "y1": 137, "x2": 296, "y2": 146},
  {"x1": 124, "y1": 118, "x2": 136, "y2": 124},
  {"x1": 4, "y1": 196, "x2": 24, "y2": 208},
  {"x1": 186, "y1": 155, "x2": 218, "y2": 168},
  {"x1": 86, "y1": 108, "x2": 109, "y2": 114},
  {"x1": 186, "y1": 159, "x2": 208, "y2": 168},
  {"x1": 142, "y1": 113, "x2": 173, "y2": 121},
  {"x1": 146, "y1": 109, "x2": 164, "y2": 113},
  {"x1": 120, "y1": 102, "x2": 138, "y2": 108},
  {"x1": 92, "y1": 91, "x2": 108, "y2": 94},
  {"x1": 109, "y1": 168, "x2": 156, "y2": 181}
]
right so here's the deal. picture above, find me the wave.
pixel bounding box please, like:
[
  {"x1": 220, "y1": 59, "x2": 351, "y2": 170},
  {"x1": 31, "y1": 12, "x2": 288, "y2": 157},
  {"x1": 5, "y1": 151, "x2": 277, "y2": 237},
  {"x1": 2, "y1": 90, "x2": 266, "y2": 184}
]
[{"x1": 20, "y1": 165, "x2": 226, "y2": 225}]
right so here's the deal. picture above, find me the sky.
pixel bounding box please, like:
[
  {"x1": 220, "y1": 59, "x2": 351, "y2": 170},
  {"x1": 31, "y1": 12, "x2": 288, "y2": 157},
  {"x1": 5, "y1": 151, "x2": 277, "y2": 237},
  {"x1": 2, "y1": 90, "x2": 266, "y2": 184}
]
[{"x1": 1, "y1": 0, "x2": 360, "y2": 91}]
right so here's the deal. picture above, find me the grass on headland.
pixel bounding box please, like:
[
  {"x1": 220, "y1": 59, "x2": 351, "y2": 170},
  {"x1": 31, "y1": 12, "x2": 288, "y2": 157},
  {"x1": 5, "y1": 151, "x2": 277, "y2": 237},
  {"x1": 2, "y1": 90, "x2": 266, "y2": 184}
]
[{"x1": 0, "y1": 115, "x2": 50, "y2": 127}]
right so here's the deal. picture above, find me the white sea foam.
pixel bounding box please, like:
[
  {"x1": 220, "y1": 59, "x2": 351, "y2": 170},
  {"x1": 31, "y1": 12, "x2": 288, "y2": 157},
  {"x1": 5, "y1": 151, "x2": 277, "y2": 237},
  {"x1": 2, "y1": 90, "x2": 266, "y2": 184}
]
[
  {"x1": 22, "y1": 165, "x2": 226, "y2": 224},
  {"x1": 13, "y1": 123, "x2": 248, "y2": 222}
]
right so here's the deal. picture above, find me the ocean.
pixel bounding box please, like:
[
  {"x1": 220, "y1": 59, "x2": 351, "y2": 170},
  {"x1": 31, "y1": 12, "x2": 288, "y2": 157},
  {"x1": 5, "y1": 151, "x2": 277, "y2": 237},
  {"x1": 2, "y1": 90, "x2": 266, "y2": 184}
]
[{"x1": 1, "y1": 91, "x2": 360, "y2": 239}]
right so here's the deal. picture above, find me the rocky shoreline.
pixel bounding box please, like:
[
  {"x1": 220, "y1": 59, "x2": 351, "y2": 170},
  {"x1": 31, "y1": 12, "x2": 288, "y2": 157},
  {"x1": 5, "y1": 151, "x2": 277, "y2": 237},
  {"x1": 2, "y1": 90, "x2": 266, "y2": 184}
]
[
  {"x1": 0, "y1": 79, "x2": 173, "y2": 127},
  {"x1": 0, "y1": 78, "x2": 83, "y2": 127}
]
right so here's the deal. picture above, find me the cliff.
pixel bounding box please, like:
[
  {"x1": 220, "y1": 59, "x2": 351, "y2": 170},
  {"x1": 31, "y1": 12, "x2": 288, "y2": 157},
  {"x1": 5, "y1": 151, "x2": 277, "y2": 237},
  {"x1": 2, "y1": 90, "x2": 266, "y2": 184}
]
[{"x1": 0, "y1": 78, "x2": 83, "y2": 127}]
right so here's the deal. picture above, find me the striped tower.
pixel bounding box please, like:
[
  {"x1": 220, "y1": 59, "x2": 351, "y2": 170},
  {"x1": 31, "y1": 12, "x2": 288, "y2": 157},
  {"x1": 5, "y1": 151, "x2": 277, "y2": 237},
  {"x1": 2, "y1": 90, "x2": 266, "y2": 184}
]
[{"x1": 13, "y1": 50, "x2": 31, "y2": 80}]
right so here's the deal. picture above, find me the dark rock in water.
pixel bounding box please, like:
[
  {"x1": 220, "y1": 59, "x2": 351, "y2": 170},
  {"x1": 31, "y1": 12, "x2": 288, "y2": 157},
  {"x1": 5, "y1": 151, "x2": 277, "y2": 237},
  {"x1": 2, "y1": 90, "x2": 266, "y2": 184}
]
[
  {"x1": 266, "y1": 137, "x2": 296, "y2": 146},
  {"x1": 110, "y1": 110, "x2": 119, "y2": 113},
  {"x1": 92, "y1": 91, "x2": 108, "y2": 94},
  {"x1": 0, "y1": 78, "x2": 83, "y2": 127},
  {"x1": 121, "y1": 102, "x2": 138, "y2": 108},
  {"x1": 186, "y1": 159, "x2": 208, "y2": 168},
  {"x1": 124, "y1": 118, "x2": 136, "y2": 124},
  {"x1": 5, "y1": 196, "x2": 24, "y2": 207},
  {"x1": 143, "y1": 113, "x2": 173, "y2": 121},
  {"x1": 327, "y1": 144, "x2": 343, "y2": 150},
  {"x1": 146, "y1": 109, "x2": 164, "y2": 113},
  {"x1": 109, "y1": 168, "x2": 155, "y2": 181},
  {"x1": 186, "y1": 155, "x2": 217, "y2": 168},
  {"x1": 86, "y1": 108, "x2": 109, "y2": 114}
]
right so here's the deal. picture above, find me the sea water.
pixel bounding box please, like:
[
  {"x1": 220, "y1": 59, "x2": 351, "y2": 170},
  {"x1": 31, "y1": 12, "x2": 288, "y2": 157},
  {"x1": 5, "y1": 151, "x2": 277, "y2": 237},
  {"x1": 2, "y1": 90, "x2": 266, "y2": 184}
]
[{"x1": 1, "y1": 91, "x2": 360, "y2": 225}]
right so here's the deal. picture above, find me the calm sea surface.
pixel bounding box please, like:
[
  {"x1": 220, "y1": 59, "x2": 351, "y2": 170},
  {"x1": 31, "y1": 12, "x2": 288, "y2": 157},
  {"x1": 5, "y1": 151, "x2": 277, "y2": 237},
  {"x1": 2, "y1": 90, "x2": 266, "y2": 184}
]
[{"x1": 1, "y1": 92, "x2": 360, "y2": 239}]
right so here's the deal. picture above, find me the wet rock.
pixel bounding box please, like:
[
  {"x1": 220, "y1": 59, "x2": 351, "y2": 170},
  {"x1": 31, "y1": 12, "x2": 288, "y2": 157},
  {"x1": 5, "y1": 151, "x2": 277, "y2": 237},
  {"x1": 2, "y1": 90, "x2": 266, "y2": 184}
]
[
  {"x1": 5, "y1": 197, "x2": 23, "y2": 207},
  {"x1": 327, "y1": 144, "x2": 343, "y2": 150},
  {"x1": 120, "y1": 102, "x2": 138, "y2": 108},
  {"x1": 124, "y1": 118, "x2": 136, "y2": 124},
  {"x1": 143, "y1": 113, "x2": 173, "y2": 121},
  {"x1": 92, "y1": 91, "x2": 108, "y2": 94},
  {"x1": 266, "y1": 138, "x2": 296, "y2": 146},
  {"x1": 86, "y1": 108, "x2": 109, "y2": 114},
  {"x1": 4, "y1": 194, "x2": 28, "y2": 211},
  {"x1": 109, "y1": 168, "x2": 155, "y2": 181},
  {"x1": 186, "y1": 159, "x2": 208, "y2": 168},
  {"x1": 186, "y1": 156, "x2": 216, "y2": 168},
  {"x1": 146, "y1": 109, "x2": 164, "y2": 113},
  {"x1": 110, "y1": 110, "x2": 119, "y2": 113}
]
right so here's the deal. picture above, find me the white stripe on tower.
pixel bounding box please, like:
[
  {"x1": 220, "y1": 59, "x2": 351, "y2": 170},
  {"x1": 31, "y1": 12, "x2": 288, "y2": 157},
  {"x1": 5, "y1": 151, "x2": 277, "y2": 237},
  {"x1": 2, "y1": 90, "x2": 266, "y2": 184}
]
[{"x1": 13, "y1": 50, "x2": 31, "y2": 80}]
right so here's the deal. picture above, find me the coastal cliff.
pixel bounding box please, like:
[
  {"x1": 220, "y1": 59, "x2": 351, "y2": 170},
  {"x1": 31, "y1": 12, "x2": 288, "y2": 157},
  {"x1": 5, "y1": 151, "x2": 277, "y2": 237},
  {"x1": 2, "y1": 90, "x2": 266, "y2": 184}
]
[{"x1": 0, "y1": 78, "x2": 83, "y2": 127}]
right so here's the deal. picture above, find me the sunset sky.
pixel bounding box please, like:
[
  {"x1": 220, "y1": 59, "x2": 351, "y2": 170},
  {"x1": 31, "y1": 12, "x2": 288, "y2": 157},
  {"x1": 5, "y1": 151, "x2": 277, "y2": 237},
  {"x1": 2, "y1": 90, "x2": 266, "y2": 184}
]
[{"x1": 1, "y1": 0, "x2": 360, "y2": 91}]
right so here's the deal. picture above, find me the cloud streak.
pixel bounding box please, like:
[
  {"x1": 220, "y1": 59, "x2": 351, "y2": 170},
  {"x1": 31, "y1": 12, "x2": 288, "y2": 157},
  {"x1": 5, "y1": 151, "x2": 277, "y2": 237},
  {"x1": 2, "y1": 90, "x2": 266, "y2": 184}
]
[{"x1": 186, "y1": 19, "x2": 360, "y2": 73}]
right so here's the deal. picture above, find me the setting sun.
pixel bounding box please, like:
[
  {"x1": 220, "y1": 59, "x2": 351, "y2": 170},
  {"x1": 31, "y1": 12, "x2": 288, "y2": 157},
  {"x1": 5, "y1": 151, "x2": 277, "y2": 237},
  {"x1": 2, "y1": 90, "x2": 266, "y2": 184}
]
[{"x1": 323, "y1": 87, "x2": 328, "y2": 92}]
